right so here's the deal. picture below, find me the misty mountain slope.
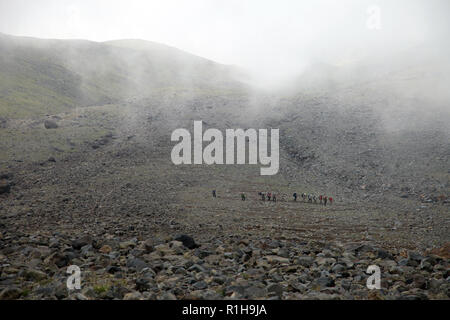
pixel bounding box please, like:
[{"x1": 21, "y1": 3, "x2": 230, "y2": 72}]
[
  {"x1": 0, "y1": 33, "x2": 246, "y2": 119},
  {"x1": 0, "y1": 55, "x2": 449, "y2": 300},
  {"x1": 293, "y1": 45, "x2": 450, "y2": 114},
  {"x1": 105, "y1": 39, "x2": 244, "y2": 86},
  {"x1": 256, "y1": 51, "x2": 450, "y2": 203},
  {"x1": 1, "y1": 33, "x2": 447, "y2": 205},
  {"x1": 278, "y1": 100, "x2": 449, "y2": 203}
]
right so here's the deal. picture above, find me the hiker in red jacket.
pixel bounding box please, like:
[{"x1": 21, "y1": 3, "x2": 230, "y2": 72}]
[{"x1": 329, "y1": 197, "x2": 333, "y2": 205}]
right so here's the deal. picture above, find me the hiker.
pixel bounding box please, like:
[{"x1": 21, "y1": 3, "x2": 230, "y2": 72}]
[
  {"x1": 293, "y1": 192, "x2": 297, "y2": 201},
  {"x1": 302, "y1": 193, "x2": 307, "y2": 202},
  {"x1": 323, "y1": 196, "x2": 328, "y2": 206},
  {"x1": 329, "y1": 197, "x2": 333, "y2": 205},
  {"x1": 241, "y1": 193, "x2": 246, "y2": 201},
  {"x1": 267, "y1": 192, "x2": 272, "y2": 201},
  {"x1": 308, "y1": 194, "x2": 312, "y2": 203},
  {"x1": 273, "y1": 194, "x2": 277, "y2": 202},
  {"x1": 319, "y1": 195, "x2": 323, "y2": 204},
  {"x1": 313, "y1": 195, "x2": 317, "y2": 204},
  {"x1": 212, "y1": 190, "x2": 216, "y2": 198},
  {"x1": 261, "y1": 192, "x2": 266, "y2": 201}
]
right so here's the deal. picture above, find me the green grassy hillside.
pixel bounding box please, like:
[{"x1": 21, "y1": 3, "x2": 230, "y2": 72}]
[{"x1": 0, "y1": 33, "x2": 245, "y2": 119}]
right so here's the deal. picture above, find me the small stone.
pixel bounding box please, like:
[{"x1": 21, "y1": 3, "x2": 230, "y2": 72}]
[
  {"x1": 119, "y1": 240, "x2": 136, "y2": 250},
  {"x1": 81, "y1": 244, "x2": 93, "y2": 256},
  {"x1": 106, "y1": 265, "x2": 122, "y2": 274},
  {"x1": 419, "y1": 260, "x2": 433, "y2": 272},
  {"x1": 124, "y1": 291, "x2": 143, "y2": 300},
  {"x1": 170, "y1": 240, "x2": 184, "y2": 248},
  {"x1": 331, "y1": 264, "x2": 346, "y2": 273},
  {"x1": 315, "y1": 276, "x2": 335, "y2": 288},
  {"x1": 72, "y1": 235, "x2": 92, "y2": 250},
  {"x1": 175, "y1": 235, "x2": 199, "y2": 249},
  {"x1": 22, "y1": 269, "x2": 47, "y2": 281},
  {"x1": 267, "y1": 283, "x2": 284, "y2": 297},
  {"x1": 188, "y1": 264, "x2": 206, "y2": 273},
  {"x1": 265, "y1": 255, "x2": 290, "y2": 264},
  {"x1": 296, "y1": 256, "x2": 314, "y2": 267},
  {"x1": 193, "y1": 281, "x2": 208, "y2": 290},
  {"x1": 226, "y1": 285, "x2": 246, "y2": 296},
  {"x1": 54, "y1": 284, "x2": 68, "y2": 300},
  {"x1": 412, "y1": 275, "x2": 429, "y2": 290},
  {"x1": 354, "y1": 244, "x2": 376, "y2": 255},
  {"x1": 144, "y1": 239, "x2": 155, "y2": 253},
  {"x1": 99, "y1": 245, "x2": 112, "y2": 254},
  {"x1": 407, "y1": 251, "x2": 424, "y2": 262},
  {"x1": 224, "y1": 252, "x2": 234, "y2": 259},
  {"x1": 45, "y1": 252, "x2": 70, "y2": 268},
  {"x1": 245, "y1": 286, "x2": 267, "y2": 298},
  {"x1": 159, "y1": 292, "x2": 177, "y2": 300},
  {"x1": 74, "y1": 293, "x2": 88, "y2": 300},
  {"x1": 377, "y1": 249, "x2": 393, "y2": 260},
  {"x1": 136, "y1": 278, "x2": 151, "y2": 292},
  {"x1": 44, "y1": 120, "x2": 58, "y2": 129},
  {"x1": 315, "y1": 257, "x2": 336, "y2": 266},
  {"x1": 35, "y1": 286, "x2": 54, "y2": 297},
  {"x1": 0, "y1": 181, "x2": 11, "y2": 194},
  {"x1": 127, "y1": 258, "x2": 148, "y2": 272},
  {"x1": 278, "y1": 249, "x2": 290, "y2": 258}
]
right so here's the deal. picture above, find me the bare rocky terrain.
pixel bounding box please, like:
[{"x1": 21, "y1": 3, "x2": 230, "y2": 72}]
[
  {"x1": 0, "y1": 34, "x2": 449, "y2": 300},
  {"x1": 1, "y1": 94, "x2": 449, "y2": 300}
]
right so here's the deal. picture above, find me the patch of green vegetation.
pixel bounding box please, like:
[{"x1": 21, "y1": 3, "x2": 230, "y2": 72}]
[
  {"x1": 21, "y1": 288, "x2": 31, "y2": 297},
  {"x1": 93, "y1": 285, "x2": 110, "y2": 295},
  {"x1": 0, "y1": 125, "x2": 110, "y2": 163},
  {"x1": 216, "y1": 288, "x2": 226, "y2": 297},
  {"x1": 0, "y1": 102, "x2": 127, "y2": 165},
  {"x1": 37, "y1": 278, "x2": 53, "y2": 286}
]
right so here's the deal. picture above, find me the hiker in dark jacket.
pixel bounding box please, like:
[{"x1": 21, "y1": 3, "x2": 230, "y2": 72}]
[
  {"x1": 212, "y1": 190, "x2": 216, "y2": 198},
  {"x1": 293, "y1": 192, "x2": 297, "y2": 201}
]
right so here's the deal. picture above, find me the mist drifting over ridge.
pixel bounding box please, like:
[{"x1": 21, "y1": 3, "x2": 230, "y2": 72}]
[
  {"x1": 1, "y1": 0, "x2": 450, "y2": 86},
  {"x1": 1, "y1": 0, "x2": 449, "y2": 142}
]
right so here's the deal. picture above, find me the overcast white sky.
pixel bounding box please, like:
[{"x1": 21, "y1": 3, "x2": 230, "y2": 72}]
[{"x1": 0, "y1": 0, "x2": 447, "y2": 82}]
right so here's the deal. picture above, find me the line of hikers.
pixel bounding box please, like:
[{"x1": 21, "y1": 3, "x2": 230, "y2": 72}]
[
  {"x1": 293, "y1": 192, "x2": 333, "y2": 206},
  {"x1": 213, "y1": 190, "x2": 332, "y2": 205},
  {"x1": 258, "y1": 192, "x2": 277, "y2": 202}
]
